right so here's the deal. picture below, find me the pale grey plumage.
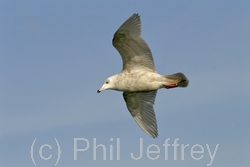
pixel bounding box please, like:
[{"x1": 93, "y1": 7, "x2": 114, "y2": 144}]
[
  {"x1": 113, "y1": 14, "x2": 158, "y2": 138},
  {"x1": 112, "y1": 14, "x2": 155, "y2": 72},
  {"x1": 98, "y1": 13, "x2": 189, "y2": 138},
  {"x1": 123, "y1": 91, "x2": 158, "y2": 138}
]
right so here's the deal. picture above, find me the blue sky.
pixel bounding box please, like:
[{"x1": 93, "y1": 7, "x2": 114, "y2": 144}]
[{"x1": 1, "y1": 1, "x2": 249, "y2": 167}]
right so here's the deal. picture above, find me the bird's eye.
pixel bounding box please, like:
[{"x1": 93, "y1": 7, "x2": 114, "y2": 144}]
[{"x1": 105, "y1": 80, "x2": 109, "y2": 84}]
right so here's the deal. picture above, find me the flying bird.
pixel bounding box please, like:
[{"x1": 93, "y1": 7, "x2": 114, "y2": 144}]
[{"x1": 97, "y1": 13, "x2": 189, "y2": 138}]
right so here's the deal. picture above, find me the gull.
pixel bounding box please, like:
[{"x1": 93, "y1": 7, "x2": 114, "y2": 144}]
[{"x1": 97, "y1": 13, "x2": 189, "y2": 138}]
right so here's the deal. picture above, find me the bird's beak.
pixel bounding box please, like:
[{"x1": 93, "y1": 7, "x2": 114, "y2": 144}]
[
  {"x1": 97, "y1": 86, "x2": 104, "y2": 93},
  {"x1": 97, "y1": 84, "x2": 108, "y2": 93}
]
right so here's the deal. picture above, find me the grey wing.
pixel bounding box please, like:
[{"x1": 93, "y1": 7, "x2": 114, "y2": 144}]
[
  {"x1": 112, "y1": 13, "x2": 155, "y2": 72},
  {"x1": 123, "y1": 91, "x2": 158, "y2": 138}
]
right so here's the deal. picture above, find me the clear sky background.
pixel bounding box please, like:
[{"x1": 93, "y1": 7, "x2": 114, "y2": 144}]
[{"x1": 1, "y1": 1, "x2": 249, "y2": 167}]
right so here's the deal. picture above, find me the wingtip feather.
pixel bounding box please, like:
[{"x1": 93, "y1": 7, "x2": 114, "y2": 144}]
[{"x1": 116, "y1": 13, "x2": 141, "y2": 38}]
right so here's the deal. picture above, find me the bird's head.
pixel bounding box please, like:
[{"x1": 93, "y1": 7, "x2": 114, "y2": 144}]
[{"x1": 97, "y1": 75, "x2": 116, "y2": 93}]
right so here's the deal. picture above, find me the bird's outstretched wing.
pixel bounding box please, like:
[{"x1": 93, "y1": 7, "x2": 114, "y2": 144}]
[
  {"x1": 123, "y1": 90, "x2": 158, "y2": 138},
  {"x1": 112, "y1": 13, "x2": 155, "y2": 72}
]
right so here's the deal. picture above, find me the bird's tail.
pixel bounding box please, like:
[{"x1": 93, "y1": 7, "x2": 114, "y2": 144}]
[{"x1": 164, "y1": 72, "x2": 189, "y2": 87}]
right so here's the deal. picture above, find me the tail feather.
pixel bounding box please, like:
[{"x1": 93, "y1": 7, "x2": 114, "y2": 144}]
[{"x1": 165, "y1": 72, "x2": 189, "y2": 87}]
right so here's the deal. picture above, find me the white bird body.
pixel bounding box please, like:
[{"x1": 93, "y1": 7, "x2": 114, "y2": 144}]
[
  {"x1": 97, "y1": 14, "x2": 189, "y2": 138},
  {"x1": 101, "y1": 72, "x2": 163, "y2": 92}
]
